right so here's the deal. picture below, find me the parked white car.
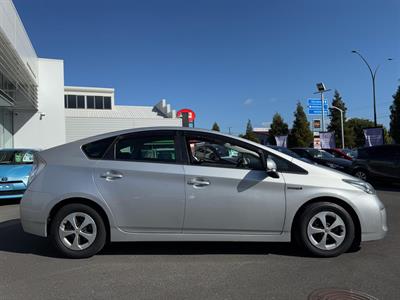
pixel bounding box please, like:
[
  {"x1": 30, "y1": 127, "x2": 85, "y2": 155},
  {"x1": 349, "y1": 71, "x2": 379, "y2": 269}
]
[{"x1": 20, "y1": 127, "x2": 387, "y2": 258}]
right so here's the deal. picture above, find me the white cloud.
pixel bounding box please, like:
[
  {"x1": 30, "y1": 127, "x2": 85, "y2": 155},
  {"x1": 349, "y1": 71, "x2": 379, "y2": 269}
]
[{"x1": 243, "y1": 98, "x2": 253, "y2": 105}]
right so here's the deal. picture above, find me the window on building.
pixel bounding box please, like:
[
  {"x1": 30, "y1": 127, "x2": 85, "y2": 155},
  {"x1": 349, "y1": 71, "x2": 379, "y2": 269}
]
[
  {"x1": 64, "y1": 94, "x2": 112, "y2": 109},
  {"x1": 87, "y1": 96, "x2": 95, "y2": 109},
  {"x1": 77, "y1": 96, "x2": 85, "y2": 108},
  {"x1": 95, "y1": 96, "x2": 103, "y2": 109},
  {"x1": 67, "y1": 95, "x2": 77, "y2": 108},
  {"x1": 104, "y1": 97, "x2": 112, "y2": 109}
]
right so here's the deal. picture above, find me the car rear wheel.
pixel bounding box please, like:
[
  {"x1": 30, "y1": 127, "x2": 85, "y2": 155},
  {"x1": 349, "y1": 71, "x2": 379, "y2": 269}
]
[
  {"x1": 353, "y1": 169, "x2": 368, "y2": 181},
  {"x1": 296, "y1": 202, "x2": 355, "y2": 257},
  {"x1": 50, "y1": 203, "x2": 106, "y2": 258}
]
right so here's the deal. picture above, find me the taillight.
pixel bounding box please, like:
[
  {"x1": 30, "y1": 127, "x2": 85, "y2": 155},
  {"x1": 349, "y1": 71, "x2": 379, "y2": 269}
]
[{"x1": 27, "y1": 154, "x2": 46, "y2": 186}]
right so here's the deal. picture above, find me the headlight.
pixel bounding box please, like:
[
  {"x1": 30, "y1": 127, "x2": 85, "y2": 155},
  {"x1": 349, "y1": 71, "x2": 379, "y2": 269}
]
[{"x1": 343, "y1": 179, "x2": 375, "y2": 194}]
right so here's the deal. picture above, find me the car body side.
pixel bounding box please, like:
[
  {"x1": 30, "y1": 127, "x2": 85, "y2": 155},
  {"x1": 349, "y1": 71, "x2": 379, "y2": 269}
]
[
  {"x1": 20, "y1": 128, "x2": 387, "y2": 243},
  {"x1": 351, "y1": 145, "x2": 400, "y2": 182}
]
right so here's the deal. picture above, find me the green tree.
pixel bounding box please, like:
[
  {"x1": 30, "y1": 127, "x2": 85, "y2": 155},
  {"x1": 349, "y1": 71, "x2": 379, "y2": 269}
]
[
  {"x1": 327, "y1": 90, "x2": 354, "y2": 148},
  {"x1": 242, "y1": 119, "x2": 259, "y2": 143},
  {"x1": 389, "y1": 86, "x2": 400, "y2": 143},
  {"x1": 211, "y1": 122, "x2": 220, "y2": 132},
  {"x1": 288, "y1": 102, "x2": 313, "y2": 147},
  {"x1": 268, "y1": 113, "x2": 289, "y2": 145},
  {"x1": 346, "y1": 118, "x2": 375, "y2": 148}
]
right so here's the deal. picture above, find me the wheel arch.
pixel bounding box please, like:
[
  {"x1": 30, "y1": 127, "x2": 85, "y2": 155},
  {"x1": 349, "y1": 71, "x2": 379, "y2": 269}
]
[
  {"x1": 291, "y1": 196, "x2": 361, "y2": 247},
  {"x1": 47, "y1": 197, "x2": 111, "y2": 242}
]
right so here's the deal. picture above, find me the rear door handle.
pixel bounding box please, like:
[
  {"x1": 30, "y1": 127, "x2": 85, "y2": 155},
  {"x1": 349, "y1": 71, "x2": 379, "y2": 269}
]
[
  {"x1": 187, "y1": 178, "x2": 210, "y2": 187},
  {"x1": 100, "y1": 171, "x2": 123, "y2": 181}
]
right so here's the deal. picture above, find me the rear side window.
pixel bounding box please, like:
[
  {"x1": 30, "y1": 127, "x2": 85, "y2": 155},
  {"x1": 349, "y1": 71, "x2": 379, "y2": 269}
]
[
  {"x1": 115, "y1": 135, "x2": 176, "y2": 163},
  {"x1": 82, "y1": 137, "x2": 116, "y2": 159}
]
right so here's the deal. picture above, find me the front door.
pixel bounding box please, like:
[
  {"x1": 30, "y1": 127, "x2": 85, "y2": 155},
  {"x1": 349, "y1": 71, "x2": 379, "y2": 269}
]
[
  {"x1": 182, "y1": 133, "x2": 286, "y2": 234},
  {"x1": 93, "y1": 131, "x2": 186, "y2": 233}
]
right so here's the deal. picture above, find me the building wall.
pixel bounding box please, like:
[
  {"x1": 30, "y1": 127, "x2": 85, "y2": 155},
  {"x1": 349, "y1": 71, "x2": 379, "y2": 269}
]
[
  {"x1": 0, "y1": 0, "x2": 38, "y2": 81},
  {"x1": 13, "y1": 58, "x2": 66, "y2": 149},
  {"x1": 65, "y1": 117, "x2": 182, "y2": 142}
]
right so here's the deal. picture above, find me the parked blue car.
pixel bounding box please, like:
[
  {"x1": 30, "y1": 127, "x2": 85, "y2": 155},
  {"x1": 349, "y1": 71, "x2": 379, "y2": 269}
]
[{"x1": 0, "y1": 149, "x2": 37, "y2": 199}]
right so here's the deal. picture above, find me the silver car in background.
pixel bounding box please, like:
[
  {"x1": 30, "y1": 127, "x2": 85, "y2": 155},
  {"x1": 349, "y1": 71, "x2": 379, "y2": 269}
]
[{"x1": 20, "y1": 127, "x2": 387, "y2": 258}]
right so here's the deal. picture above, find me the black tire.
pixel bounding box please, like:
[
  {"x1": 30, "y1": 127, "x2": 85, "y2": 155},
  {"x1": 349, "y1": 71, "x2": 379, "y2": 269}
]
[
  {"x1": 295, "y1": 202, "x2": 355, "y2": 257},
  {"x1": 353, "y1": 168, "x2": 368, "y2": 182},
  {"x1": 49, "y1": 203, "x2": 107, "y2": 258}
]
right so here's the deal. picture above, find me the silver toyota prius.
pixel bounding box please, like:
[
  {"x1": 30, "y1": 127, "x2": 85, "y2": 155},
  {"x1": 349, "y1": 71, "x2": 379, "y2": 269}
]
[{"x1": 20, "y1": 127, "x2": 387, "y2": 258}]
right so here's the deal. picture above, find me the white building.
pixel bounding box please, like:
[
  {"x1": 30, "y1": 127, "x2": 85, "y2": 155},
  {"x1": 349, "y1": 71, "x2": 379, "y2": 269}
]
[{"x1": 0, "y1": 1, "x2": 181, "y2": 149}]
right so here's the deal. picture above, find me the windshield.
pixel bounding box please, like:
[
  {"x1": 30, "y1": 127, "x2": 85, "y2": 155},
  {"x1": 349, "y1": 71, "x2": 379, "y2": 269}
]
[
  {"x1": 0, "y1": 150, "x2": 36, "y2": 165},
  {"x1": 306, "y1": 149, "x2": 335, "y2": 159},
  {"x1": 342, "y1": 149, "x2": 358, "y2": 158}
]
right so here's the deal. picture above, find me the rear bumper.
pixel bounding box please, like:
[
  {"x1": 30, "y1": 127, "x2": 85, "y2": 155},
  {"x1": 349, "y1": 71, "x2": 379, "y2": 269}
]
[{"x1": 20, "y1": 189, "x2": 49, "y2": 237}]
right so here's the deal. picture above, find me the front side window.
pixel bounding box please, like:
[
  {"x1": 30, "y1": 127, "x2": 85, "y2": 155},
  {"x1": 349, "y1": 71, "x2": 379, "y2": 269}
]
[
  {"x1": 186, "y1": 136, "x2": 263, "y2": 170},
  {"x1": 115, "y1": 135, "x2": 176, "y2": 162}
]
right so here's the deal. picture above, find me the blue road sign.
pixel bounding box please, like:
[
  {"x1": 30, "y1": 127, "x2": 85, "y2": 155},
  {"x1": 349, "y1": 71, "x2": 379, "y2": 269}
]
[
  {"x1": 307, "y1": 98, "x2": 329, "y2": 115},
  {"x1": 308, "y1": 105, "x2": 328, "y2": 110},
  {"x1": 308, "y1": 99, "x2": 328, "y2": 106},
  {"x1": 309, "y1": 109, "x2": 329, "y2": 115}
]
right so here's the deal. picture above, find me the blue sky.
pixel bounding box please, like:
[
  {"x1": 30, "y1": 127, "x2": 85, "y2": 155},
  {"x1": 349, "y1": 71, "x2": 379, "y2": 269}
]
[{"x1": 14, "y1": 0, "x2": 399, "y2": 134}]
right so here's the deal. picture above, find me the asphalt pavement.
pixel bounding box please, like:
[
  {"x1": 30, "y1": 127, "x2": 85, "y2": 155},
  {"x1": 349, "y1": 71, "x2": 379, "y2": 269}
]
[{"x1": 0, "y1": 190, "x2": 399, "y2": 300}]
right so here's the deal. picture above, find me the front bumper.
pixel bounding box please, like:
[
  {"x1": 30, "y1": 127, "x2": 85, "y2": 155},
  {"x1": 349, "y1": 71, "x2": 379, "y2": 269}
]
[
  {"x1": 0, "y1": 191, "x2": 25, "y2": 199},
  {"x1": 361, "y1": 206, "x2": 388, "y2": 241}
]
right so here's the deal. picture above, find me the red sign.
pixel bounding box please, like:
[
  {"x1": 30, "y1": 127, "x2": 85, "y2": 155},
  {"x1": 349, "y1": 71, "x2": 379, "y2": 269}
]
[{"x1": 177, "y1": 108, "x2": 196, "y2": 123}]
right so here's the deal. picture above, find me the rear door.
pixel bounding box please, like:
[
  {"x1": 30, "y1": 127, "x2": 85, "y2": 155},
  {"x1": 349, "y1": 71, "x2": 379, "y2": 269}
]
[
  {"x1": 92, "y1": 130, "x2": 186, "y2": 233},
  {"x1": 368, "y1": 146, "x2": 400, "y2": 180}
]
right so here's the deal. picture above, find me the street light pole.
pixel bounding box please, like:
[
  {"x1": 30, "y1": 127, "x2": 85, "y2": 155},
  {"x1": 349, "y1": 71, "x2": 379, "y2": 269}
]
[
  {"x1": 351, "y1": 50, "x2": 392, "y2": 127},
  {"x1": 331, "y1": 106, "x2": 344, "y2": 149},
  {"x1": 314, "y1": 83, "x2": 331, "y2": 132}
]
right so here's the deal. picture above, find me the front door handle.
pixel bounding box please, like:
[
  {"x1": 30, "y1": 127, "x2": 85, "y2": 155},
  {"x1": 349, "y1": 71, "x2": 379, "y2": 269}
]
[
  {"x1": 100, "y1": 171, "x2": 123, "y2": 181},
  {"x1": 187, "y1": 178, "x2": 210, "y2": 187}
]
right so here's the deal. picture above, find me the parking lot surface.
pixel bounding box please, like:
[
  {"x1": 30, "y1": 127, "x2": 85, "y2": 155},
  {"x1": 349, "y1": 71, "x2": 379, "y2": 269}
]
[{"x1": 0, "y1": 189, "x2": 399, "y2": 300}]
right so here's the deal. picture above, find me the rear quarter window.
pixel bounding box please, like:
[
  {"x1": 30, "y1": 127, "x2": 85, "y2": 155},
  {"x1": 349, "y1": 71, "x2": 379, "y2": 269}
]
[{"x1": 82, "y1": 137, "x2": 116, "y2": 159}]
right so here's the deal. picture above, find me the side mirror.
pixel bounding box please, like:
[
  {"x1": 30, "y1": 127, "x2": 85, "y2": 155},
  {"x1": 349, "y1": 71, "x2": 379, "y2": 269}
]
[
  {"x1": 266, "y1": 158, "x2": 277, "y2": 172},
  {"x1": 266, "y1": 158, "x2": 279, "y2": 178}
]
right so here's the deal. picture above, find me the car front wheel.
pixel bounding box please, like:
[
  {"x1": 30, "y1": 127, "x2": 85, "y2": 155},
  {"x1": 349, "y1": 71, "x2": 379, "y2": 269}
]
[
  {"x1": 297, "y1": 202, "x2": 355, "y2": 257},
  {"x1": 353, "y1": 169, "x2": 368, "y2": 182},
  {"x1": 50, "y1": 203, "x2": 107, "y2": 258}
]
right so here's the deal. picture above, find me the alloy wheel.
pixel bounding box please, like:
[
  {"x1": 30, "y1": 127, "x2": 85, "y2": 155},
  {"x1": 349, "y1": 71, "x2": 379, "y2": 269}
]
[
  {"x1": 307, "y1": 211, "x2": 346, "y2": 251},
  {"x1": 355, "y1": 171, "x2": 367, "y2": 181},
  {"x1": 58, "y1": 212, "x2": 97, "y2": 251}
]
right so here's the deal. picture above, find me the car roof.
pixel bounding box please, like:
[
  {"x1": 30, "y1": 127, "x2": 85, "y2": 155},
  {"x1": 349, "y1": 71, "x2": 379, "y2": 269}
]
[
  {"x1": 73, "y1": 126, "x2": 254, "y2": 145},
  {"x1": 359, "y1": 144, "x2": 400, "y2": 150}
]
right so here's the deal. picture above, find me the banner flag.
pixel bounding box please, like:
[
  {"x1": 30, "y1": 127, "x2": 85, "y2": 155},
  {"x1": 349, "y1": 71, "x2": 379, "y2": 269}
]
[
  {"x1": 320, "y1": 132, "x2": 336, "y2": 149},
  {"x1": 363, "y1": 128, "x2": 384, "y2": 147},
  {"x1": 275, "y1": 135, "x2": 288, "y2": 148}
]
